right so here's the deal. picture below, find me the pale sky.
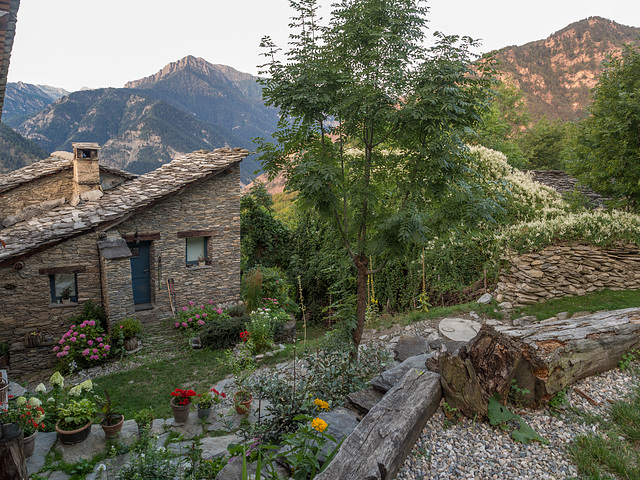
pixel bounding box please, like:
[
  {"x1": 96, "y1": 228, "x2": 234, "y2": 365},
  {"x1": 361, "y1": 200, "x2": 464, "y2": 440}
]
[{"x1": 7, "y1": 0, "x2": 640, "y2": 92}]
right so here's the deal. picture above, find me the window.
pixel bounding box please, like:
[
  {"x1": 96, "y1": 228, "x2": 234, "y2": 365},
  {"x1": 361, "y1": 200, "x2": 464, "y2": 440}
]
[
  {"x1": 186, "y1": 237, "x2": 208, "y2": 265},
  {"x1": 49, "y1": 273, "x2": 78, "y2": 303}
]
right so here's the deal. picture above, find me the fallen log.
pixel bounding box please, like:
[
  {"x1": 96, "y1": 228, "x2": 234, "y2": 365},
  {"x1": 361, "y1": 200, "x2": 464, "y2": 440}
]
[
  {"x1": 315, "y1": 369, "x2": 442, "y2": 480},
  {"x1": 439, "y1": 307, "x2": 640, "y2": 420}
]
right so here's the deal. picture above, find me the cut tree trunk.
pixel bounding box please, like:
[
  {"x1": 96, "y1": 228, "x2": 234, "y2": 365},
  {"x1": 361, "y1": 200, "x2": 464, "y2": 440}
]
[
  {"x1": 0, "y1": 433, "x2": 27, "y2": 480},
  {"x1": 316, "y1": 369, "x2": 442, "y2": 480},
  {"x1": 439, "y1": 308, "x2": 640, "y2": 420}
]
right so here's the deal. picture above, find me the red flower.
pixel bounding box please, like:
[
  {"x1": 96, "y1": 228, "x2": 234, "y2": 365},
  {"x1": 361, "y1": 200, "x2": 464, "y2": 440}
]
[
  {"x1": 240, "y1": 331, "x2": 250, "y2": 342},
  {"x1": 170, "y1": 388, "x2": 197, "y2": 405}
]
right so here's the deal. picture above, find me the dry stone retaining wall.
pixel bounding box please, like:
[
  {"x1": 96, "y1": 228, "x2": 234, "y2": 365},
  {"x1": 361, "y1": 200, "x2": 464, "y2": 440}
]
[{"x1": 495, "y1": 243, "x2": 640, "y2": 305}]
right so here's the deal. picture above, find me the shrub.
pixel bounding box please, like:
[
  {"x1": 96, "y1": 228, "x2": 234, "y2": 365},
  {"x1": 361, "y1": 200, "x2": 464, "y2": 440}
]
[
  {"x1": 67, "y1": 300, "x2": 108, "y2": 332},
  {"x1": 199, "y1": 315, "x2": 248, "y2": 350},
  {"x1": 241, "y1": 266, "x2": 298, "y2": 314},
  {"x1": 53, "y1": 319, "x2": 111, "y2": 373},
  {"x1": 115, "y1": 317, "x2": 142, "y2": 339},
  {"x1": 174, "y1": 301, "x2": 229, "y2": 332}
]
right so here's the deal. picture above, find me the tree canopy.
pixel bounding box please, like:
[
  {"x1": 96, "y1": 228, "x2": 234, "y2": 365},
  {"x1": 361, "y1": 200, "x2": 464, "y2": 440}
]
[
  {"x1": 570, "y1": 44, "x2": 640, "y2": 207},
  {"x1": 256, "y1": 0, "x2": 496, "y2": 349}
]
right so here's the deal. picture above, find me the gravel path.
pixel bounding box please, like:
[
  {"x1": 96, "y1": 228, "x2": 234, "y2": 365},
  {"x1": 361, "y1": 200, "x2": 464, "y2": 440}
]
[{"x1": 396, "y1": 366, "x2": 637, "y2": 480}]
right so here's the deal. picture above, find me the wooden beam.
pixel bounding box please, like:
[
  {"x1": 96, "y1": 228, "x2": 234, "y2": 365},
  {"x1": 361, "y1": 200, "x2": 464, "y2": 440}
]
[
  {"x1": 38, "y1": 266, "x2": 87, "y2": 275},
  {"x1": 121, "y1": 232, "x2": 161, "y2": 243},
  {"x1": 177, "y1": 229, "x2": 221, "y2": 238}
]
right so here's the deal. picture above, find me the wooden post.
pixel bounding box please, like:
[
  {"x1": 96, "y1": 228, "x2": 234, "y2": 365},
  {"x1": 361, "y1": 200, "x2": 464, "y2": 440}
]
[{"x1": 0, "y1": 433, "x2": 27, "y2": 480}]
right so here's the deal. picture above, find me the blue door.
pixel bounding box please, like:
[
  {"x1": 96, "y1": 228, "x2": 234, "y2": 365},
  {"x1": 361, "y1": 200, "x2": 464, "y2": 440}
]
[{"x1": 127, "y1": 241, "x2": 151, "y2": 304}]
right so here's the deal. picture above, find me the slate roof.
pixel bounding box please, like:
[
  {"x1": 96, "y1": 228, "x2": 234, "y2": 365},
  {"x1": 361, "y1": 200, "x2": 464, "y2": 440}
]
[
  {"x1": 0, "y1": 0, "x2": 20, "y2": 120},
  {"x1": 0, "y1": 147, "x2": 248, "y2": 265},
  {"x1": 0, "y1": 152, "x2": 137, "y2": 194}
]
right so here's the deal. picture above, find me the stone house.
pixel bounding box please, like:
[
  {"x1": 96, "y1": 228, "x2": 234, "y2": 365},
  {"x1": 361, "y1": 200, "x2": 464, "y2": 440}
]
[{"x1": 0, "y1": 143, "x2": 248, "y2": 376}]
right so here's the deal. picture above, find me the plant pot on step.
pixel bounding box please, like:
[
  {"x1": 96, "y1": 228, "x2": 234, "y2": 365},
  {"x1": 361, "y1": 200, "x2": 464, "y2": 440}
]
[
  {"x1": 124, "y1": 337, "x2": 138, "y2": 351},
  {"x1": 23, "y1": 431, "x2": 37, "y2": 457},
  {"x1": 170, "y1": 398, "x2": 191, "y2": 424},
  {"x1": 196, "y1": 403, "x2": 211, "y2": 419},
  {"x1": 101, "y1": 415, "x2": 125, "y2": 438},
  {"x1": 233, "y1": 392, "x2": 253, "y2": 415},
  {"x1": 55, "y1": 421, "x2": 92, "y2": 445}
]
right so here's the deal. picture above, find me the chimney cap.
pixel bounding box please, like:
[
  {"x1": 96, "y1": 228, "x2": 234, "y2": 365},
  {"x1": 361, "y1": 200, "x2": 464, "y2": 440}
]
[{"x1": 72, "y1": 142, "x2": 101, "y2": 150}]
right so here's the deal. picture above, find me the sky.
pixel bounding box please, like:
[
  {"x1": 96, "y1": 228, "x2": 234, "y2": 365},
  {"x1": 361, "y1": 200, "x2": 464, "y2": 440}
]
[{"x1": 7, "y1": 0, "x2": 640, "y2": 92}]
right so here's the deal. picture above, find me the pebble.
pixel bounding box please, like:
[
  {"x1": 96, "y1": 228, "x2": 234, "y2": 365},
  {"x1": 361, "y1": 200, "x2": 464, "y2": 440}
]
[{"x1": 395, "y1": 367, "x2": 636, "y2": 480}]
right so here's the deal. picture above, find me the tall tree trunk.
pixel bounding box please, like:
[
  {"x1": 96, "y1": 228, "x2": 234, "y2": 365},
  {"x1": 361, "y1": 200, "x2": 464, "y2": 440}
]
[{"x1": 353, "y1": 254, "x2": 369, "y2": 354}]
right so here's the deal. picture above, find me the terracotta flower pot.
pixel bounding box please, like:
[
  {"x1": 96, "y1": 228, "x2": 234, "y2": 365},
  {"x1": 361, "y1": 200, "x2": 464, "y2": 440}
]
[
  {"x1": 101, "y1": 415, "x2": 125, "y2": 438},
  {"x1": 23, "y1": 431, "x2": 37, "y2": 457},
  {"x1": 170, "y1": 398, "x2": 191, "y2": 424},
  {"x1": 56, "y1": 421, "x2": 92, "y2": 445},
  {"x1": 233, "y1": 392, "x2": 253, "y2": 415}
]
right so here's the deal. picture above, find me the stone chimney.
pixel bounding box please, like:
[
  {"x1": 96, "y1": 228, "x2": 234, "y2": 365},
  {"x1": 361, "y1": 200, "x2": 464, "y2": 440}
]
[{"x1": 71, "y1": 142, "x2": 103, "y2": 206}]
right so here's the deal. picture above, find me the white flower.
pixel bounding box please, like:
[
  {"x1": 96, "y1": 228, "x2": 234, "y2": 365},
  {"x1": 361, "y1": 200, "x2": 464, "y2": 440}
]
[
  {"x1": 35, "y1": 383, "x2": 46, "y2": 394},
  {"x1": 97, "y1": 464, "x2": 106, "y2": 472},
  {"x1": 16, "y1": 396, "x2": 27, "y2": 406},
  {"x1": 157, "y1": 446, "x2": 166, "y2": 453},
  {"x1": 50, "y1": 371, "x2": 64, "y2": 388},
  {"x1": 47, "y1": 397, "x2": 55, "y2": 403},
  {"x1": 68, "y1": 385, "x2": 81, "y2": 397},
  {"x1": 28, "y1": 397, "x2": 42, "y2": 407},
  {"x1": 80, "y1": 379, "x2": 93, "y2": 392}
]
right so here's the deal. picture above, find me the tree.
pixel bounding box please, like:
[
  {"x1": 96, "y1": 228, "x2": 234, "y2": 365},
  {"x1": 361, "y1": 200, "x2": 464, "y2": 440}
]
[
  {"x1": 518, "y1": 115, "x2": 572, "y2": 170},
  {"x1": 570, "y1": 44, "x2": 640, "y2": 207},
  {"x1": 257, "y1": 0, "x2": 495, "y2": 350}
]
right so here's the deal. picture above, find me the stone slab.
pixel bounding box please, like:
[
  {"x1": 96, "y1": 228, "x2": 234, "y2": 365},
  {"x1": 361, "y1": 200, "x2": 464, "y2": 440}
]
[
  {"x1": 346, "y1": 388, "x2": 385, "y2": 417},
  {"x1": 200, "y1": 434, "x2": 242, "y2": 460},
  {"x1": 26, "y1": 431, "x2": 57, "y2": 476},
  {"x1": 371, "y1": 353, "x2": 433, "y2": 393},
  {"x1": 393, "y1": 335, "x2": 430, "y2": 362},
  {"x1": 438, "y1": 318, "x2": 481, "y2": 342}
]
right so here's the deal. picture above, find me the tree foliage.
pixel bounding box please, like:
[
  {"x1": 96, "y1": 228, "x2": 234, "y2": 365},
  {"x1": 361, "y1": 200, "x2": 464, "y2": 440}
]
[
  {"x1": 257, "y1": 0, "x2": 496, "y2": 349},
  {"x1": 570, "y1": 44, "x2": 640, "y2": 207}
]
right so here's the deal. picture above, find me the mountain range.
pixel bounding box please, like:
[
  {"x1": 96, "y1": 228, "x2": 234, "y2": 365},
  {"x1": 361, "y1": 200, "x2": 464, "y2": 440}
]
[{"x1": 1, "y1": 17, "x2": 639, "y2": 181}]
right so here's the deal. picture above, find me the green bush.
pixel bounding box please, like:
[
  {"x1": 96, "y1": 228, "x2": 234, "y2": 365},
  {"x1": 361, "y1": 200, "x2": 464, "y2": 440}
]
[
  {"x1": 199, "y1": 315, "x2": 248, "y2": 350},
  {"x1": 115, "y1": 317, "x2": 142, "y2": 339},
  {"x1": 241, "y1": 265, "x2": 298, "y2": 314},
  {"x1": 67, "y1": 300, "x2": 108, "y2": 332}
]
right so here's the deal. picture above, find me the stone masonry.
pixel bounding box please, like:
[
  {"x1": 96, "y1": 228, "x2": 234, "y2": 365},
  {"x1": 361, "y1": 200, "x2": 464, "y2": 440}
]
[{"x1": 494, "y1": 242, "x2": 640, "y2": 305}]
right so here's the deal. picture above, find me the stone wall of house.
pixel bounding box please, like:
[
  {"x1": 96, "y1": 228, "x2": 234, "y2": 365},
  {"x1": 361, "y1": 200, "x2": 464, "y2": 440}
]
[
  {"x1": 100, "y1": 255, "x2": 135, "y2": 322},
  {"x1": 0, "y1": 231, "x2": 104, "y2": 376},
  {"x1": 494, "y1": 243, "x2": 640, "y2": 305},
  {"x1": 113, "y1": 163, "x2": 241, "y2": 320},
  {"x1": 0, "y1": 170, "x2": 74, "y2": 217}
]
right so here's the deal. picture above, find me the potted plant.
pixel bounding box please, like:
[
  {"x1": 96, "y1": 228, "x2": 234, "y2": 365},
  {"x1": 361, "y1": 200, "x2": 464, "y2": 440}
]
[
  {"x1": 24, "y1": 331, "x2": 42, "y2": 348},
  {"x1": 55, "y1": 398, "x2": 96, "y2": 444},
  {"x1": 169, "y1": 388, "x2": 196, "y2": 424},
  {"x1": 0, "y1": 399, "x2": 22, "y2": 440},
  {"x1": 224, "y1": 339, "x2": 256, "y2": 414},
  {"x1": 116, "y1": 317, "x2": 143, "y2": 351},
  {"x1": 133, "y1": 407, "x2": 154, "y2": 437},
  {"x1": 0, "y1": 343, "x2": 8, "y2": 368},
  {"x1": 61, "y1": 287, "x2": 72, "y2": 304},
  {"x1": 196, "y1": 387, "x2": 226, "y2": 419},
  {"x1": 197, "y1": 255, "x2": 206, "y2": 267},
  {"x1": 96, "y1": 389, "x2": 124, "y2": 438},
  {"x1": 13, "y1": 398, "x2": 45, "y2": 457}
]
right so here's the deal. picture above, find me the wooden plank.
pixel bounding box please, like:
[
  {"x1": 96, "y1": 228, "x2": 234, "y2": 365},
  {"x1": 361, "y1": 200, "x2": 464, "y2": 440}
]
[
  {"x1": 122, "y1": 232, "x2": 160, "y2": 242},
  {"x1": 38, "y1": 265, "x2": 87, "y2": 275},
  {"x1": 177, "y1": 229, "x2": 220, "y2": 238}
]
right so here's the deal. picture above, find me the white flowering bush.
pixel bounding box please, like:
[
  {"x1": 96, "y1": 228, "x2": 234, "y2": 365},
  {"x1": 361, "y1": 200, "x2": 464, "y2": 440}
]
[{"x1": 496, "y1": 210, "x2": 640, "y2": 253}]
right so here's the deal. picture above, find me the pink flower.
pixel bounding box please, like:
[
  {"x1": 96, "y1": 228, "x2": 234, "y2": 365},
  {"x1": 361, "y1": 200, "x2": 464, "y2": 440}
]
[
  {"x1": 56, "y1": 352, "x2": 63, "y2": 358},
  {"x1": 88, "y1": 340, "x2": 94, "y2": 346},
  {"x1": 79, "y1": 334, "x2": 86, "y2": 338},
  {"x1": 98, "y1": 343, "x2": 104, "y2": 348},
  {"x1": 93, "y1": 348, "x2": 98, "y2": 353},
  {"x1": 71, "y1": 325, "x2": 76, "y2": 329},
  {"x1": 53, "y1": 346, "x2": 60, "y2": 352},
  {"x1": 120, "y1": 325, "x2": 124, "y2": 329},
  {"x1": 102, "y1": 353, "x2": 107, "y2": 358},
  {"x1": 89, "y1": 320, "x2": 96, "y2": 326},
  {"x1": 97, "y1": 337, "x2": 103, "y2": 342},
  {"x1": 181, "y1": 322, "x2": 187, "y2": 327},
  {"x1": 70, "y1": 337, "x2": 76, "y2": 342},
  {"x1": 195, "y1": 314, "x2": 200, "y2": 319},
  {"x1": 90, "y1": 355, "x2": 97, "y2": 361},
  {"x1": 104, "y1": 345, "x2": 111, "y2": 351},
  {"x1": 208, "y1": 300, "x2": 214, "y2": 304},
  {"x1": 200, "y1": 305, "x2": 205, "y2": 310},
  {"x1": 216, "y1": 308, "x2": 223, "y2": 315},
  {"x1": 202, "y1": 313, "x2": 207, "y2": 318},
  {"x1": 175, "y1": 322, "x2": 180, "y2": 328},
  {"x1": 182, "y1": 306, "x2": 188, "y2": 311},
  {"x1": 63, "y1": 345, "x2": 70, "y2": 351},
  {"x1": 58, "y1": 339, "x2": 65, "y2": 345},
  {"x1": 197, "y1": 320, "x2": 205, "y2": 326},
  {"x1": 82, "y1": 349, "x2": 90, "y2": 356},
  {"x1": 188, "y1": 301, "x2": 195, "y2": 306}
]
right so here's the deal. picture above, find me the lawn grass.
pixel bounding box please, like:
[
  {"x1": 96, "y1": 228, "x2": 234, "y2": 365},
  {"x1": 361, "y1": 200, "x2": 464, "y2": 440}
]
[
  {"x1": 511, "y1": 289, "x2": 640, "y2": 321},
  {"x1": 569, "y1": 371, "x2": 640, "y2": 479}
]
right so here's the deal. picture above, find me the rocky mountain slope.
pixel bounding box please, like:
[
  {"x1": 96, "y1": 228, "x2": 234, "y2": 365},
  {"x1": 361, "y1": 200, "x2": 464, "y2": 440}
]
[
  {"x1": 11, "y1": 88, "x2": 248, "y2": 175},
  {"x1": 492, "y1": 17, "x2": 640, "y2": 122},
  {"x1": 2, "y1": 81, "x2": 69, "y2": 122},
  {"x1": 0, "y1": 122, "x2": 49, "y2": 173}
]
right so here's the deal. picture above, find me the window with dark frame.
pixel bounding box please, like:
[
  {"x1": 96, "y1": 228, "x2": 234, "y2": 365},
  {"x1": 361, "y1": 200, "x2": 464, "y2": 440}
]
[
  {"x1": 185, "y1": 237, "x2": 208, "y2": 265},
  {"x1": 49, "y1": 273, "x2": 78, "y2": 303}
]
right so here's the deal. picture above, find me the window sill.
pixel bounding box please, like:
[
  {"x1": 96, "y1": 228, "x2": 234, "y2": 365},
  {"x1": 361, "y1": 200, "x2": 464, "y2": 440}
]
[
  {"x1": 50, "y1": 302, "x2": 80, "y2": 308},
  {"x1": 185, "y1": 265, "x2": 212, "y2": 271}
]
